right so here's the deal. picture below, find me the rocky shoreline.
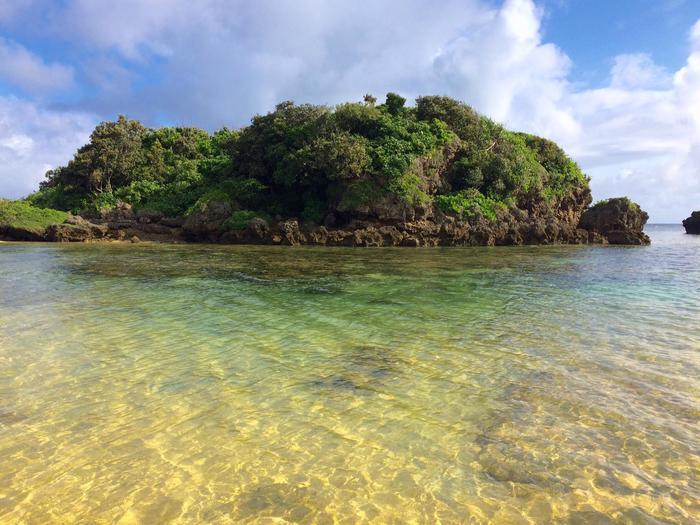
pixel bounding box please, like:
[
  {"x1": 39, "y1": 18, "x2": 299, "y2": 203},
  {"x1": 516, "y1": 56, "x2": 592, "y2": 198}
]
[{"x1": 1, "y1": 197, "x2": 650, "y2": 246}]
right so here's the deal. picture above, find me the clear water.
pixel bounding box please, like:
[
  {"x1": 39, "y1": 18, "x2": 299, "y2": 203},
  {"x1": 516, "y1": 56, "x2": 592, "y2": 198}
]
[{"x1": 0, "y1": 225, "x2": 698, "y2": 524}]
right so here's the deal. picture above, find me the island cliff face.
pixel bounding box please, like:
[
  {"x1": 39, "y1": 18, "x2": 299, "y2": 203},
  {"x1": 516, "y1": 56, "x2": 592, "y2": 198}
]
[
  {"x1": 1, "y1": 94, "x2": 650, "y2": 246},
  {"x1": 682, "y1": 211, "x2": 700, "y2": 234}
]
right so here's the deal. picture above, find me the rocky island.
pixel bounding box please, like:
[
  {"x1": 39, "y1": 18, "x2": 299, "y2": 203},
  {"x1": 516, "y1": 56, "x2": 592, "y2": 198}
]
[
  {"x1": 682, "y1": 211, "x2": 700, "y2": 234},
  {"x1": 1, "y1": 94, "x2": 649, "y2": 246}
]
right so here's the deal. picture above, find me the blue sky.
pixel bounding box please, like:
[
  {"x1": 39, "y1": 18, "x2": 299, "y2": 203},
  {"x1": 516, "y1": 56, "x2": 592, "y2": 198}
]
[
  {"x1": 1, "y1": 0, "x2": 699, "y2": 222},
  {"x1": 545, "y1": 1, "x2": 699, "y2": 81}
]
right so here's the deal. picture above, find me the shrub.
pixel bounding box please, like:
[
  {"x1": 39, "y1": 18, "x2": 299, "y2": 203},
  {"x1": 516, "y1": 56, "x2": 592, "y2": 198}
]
[
  {"x1": 434, "y1": 189, "x2": 506, "y2": 222},
  {"x1": 185, "y1": 189, "x2": 231, "y2": 216},
  {"x1": 222, "y1": 210, "x2": 257, "y2": 231}
]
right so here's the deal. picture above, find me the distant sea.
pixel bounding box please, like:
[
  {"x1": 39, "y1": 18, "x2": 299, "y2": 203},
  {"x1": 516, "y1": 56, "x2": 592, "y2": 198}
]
[{"x1": 0, "y1": 224, "x2": 697, "y2": 523}]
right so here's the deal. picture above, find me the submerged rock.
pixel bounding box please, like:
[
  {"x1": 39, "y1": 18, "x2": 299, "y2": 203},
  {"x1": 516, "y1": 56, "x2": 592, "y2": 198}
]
[
  {"x1": 578, "y1": 198, "x2": 650, "y2": 245},
  {"x1": 682, "y1": 211, "x2": 700, "y2": 234}
]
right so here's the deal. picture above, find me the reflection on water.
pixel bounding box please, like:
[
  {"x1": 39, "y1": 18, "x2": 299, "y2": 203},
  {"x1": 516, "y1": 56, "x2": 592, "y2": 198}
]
[{"x1": 0, "y1": 225, "x2": 698, "y2": 523}]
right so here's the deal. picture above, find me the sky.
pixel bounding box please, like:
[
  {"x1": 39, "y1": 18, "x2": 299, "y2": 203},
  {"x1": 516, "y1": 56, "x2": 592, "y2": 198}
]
[{"x1": 0, "y1": 0, "x2": 699, "y2": 222}]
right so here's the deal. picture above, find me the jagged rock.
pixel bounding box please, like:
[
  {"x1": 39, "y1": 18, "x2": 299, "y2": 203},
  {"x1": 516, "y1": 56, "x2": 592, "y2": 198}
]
[
  {"x1": 182, "y1": 201, "x2": 233, "y2": 241},
  {"x1": 306, "y1": 225, "x2": 329, "y2": 245},
  {"x1": 606, "y1": 230, "x2": 646, "y2": 245},
  {"x1": 378, "y1": 225, "x2": 404, "y2": 246},
  {"x1": 326, "y1": 229, "x2": 352, "y2": 246},
  {"x1": 46, "y1": 217, "x2": 108, "y2": 242},
  {"x1": 136, "y1": 209, "x2": 164, "y2": 224},
  {"x1": 99, "y1": 202, "x2": 135, "y2": 222},
  {"x1": 353, "y1": 227, "x2": 383, "y2": 247},
  {"x1": 106, "y1": 220, "x2": 137, "y2": 230},
  {"x1": 278, "y1": 219, "x2": 305, "y2": 245},
  {"x1": 220, "y1": 216, "x2": 271, "y2": 244},
  {"x1": 574, "y1": 228, "x2": 590, "y2": 244},
  {"x1": 247, "y1": 217, "x2": 270, "y2": 240},
  {"x1": 579, "y1": 198, "x2": 650, "y2": 245},
  {"x1": 682, "y1": 211, "x2": 700, "y2": 234}
]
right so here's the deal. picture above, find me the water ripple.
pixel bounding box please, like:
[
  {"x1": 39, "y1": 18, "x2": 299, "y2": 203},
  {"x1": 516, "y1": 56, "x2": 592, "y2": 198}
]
[{"x1": 0, "y1": 225, "x2": 698, "y2": 523}]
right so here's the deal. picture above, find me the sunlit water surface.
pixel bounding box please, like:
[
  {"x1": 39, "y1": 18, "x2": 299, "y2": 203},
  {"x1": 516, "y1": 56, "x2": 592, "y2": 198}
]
[{"x1": 0, "y1": 225, "x2": 698, "y2": 524}]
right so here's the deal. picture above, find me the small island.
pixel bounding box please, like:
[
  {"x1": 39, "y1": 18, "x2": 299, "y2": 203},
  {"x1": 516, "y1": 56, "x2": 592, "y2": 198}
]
[
  {"x1": 682, "y1": 211, "x2": 700, "y2": 234},
  {"x1": 1, "y1": 94, "x2": 649, "y2": 246}
]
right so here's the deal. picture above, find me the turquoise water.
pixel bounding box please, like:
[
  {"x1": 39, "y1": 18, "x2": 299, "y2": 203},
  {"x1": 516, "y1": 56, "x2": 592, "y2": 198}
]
[{"x1": 0, "y1": 225, "x2": 698, "y2": 523}]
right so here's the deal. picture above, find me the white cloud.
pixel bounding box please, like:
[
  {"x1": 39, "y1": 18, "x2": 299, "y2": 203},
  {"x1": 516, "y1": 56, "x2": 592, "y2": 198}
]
[
  {"x1": 0, "y1": 96, "x2": 96, "y2": 198},
  {"x1": 431, "y1": 0, "x2": 579, "y2": 142},
  {"x1": 0, "y1": 37, "x2": 74, "y2": 94},
  {"x1": 562, "y1": 22, "x2": 700, "y2": 222},
  {"x1": 0, "y1": 0, "x2": 699, "y2": 221},
  {"x1": 610, "y1": 53, "x2": 672, "y2": 89}
]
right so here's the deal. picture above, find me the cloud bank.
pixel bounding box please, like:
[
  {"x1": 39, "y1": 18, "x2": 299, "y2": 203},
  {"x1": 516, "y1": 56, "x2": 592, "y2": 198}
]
[{"x1": 0, "y1": 0, "x2": 698, "y2": 222}]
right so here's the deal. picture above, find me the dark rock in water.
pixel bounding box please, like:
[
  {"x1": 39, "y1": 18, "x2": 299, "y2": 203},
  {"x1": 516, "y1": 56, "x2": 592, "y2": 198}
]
[
  {"x1": 682, "y1": 211, "x2": 700, "y2": 234},
  {"x1": 579, "y1": 197, "x2": 650, "y2": 245}
]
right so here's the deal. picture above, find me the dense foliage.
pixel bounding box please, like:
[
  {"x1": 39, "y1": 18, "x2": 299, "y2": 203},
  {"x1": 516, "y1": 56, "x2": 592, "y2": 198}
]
[{"x1": 27, "y1": 94, "x2": 589, "y2": 224}]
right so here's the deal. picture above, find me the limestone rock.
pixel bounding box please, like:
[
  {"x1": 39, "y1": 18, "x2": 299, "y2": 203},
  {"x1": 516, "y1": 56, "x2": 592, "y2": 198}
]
[
  {"x1": 46, "y1": 216, "x2": 108, "y2": 242},
  {"x1": 182, "y1": 201, "x2": 233, "y2": 241},
  {"x1": 579, "y1": 198, "x2": 650, "y2": 245}
]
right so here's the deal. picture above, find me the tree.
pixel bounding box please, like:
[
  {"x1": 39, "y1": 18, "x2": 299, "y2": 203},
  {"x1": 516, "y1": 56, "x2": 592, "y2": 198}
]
[
  {"x1": 84, "y1": 116, "x2": 147, "y2": 193},
  {"x1": 363, "y1": 94, "x2": 377, "y2": 107},
  {"x1": 311, "y1": 132, "x2": 371, "y2": 180},
  {"x1": 385, "y1": 92, "x2": 406, "y2": 115},
  {"x1": 415, "y1": 96, "x2": 479, "y2": 139}
]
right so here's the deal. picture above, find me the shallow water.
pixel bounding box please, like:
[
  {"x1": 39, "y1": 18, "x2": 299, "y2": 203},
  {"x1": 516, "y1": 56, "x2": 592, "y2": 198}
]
[{"x1": 0, "y1": 225, "x2": 698, "y2": 524}]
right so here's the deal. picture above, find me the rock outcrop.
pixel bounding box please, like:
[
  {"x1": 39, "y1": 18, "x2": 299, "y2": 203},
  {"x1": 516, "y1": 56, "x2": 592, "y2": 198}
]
[
  {"x1": 578, "y1": 198, "x2": 650, "y2": 245},
  {"x1": 45, "y1": 215, "x2": 108, "y2": 242},
  {"x1": 1, "y1": 197, "x2": 651, "y2": 246},
  {"x1": 211, "y1": 198, "x2": 646, "y2": 247},
  {"x1": 0, "y1": 225, "x2": 46, "y2": 242},
  {"x1": 182, "y1": 200, "x2": 233, "y2": 242},
  {"x1": 0, "y1": 203, "x2": 184, "y2": 243},
  {"x1": 682, "y1": 211, "x2": 700, "y2": 234}
]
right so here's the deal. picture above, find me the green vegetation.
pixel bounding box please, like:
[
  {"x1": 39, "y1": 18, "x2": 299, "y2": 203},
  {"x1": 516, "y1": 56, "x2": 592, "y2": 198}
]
[
  {"x1": 0, "y1": 199, "x2": 68, "y2": 233},
  {"x1": 589, "y1": 197, "x2": 639, "y2": 211},
  {"x1": 26, "y1": 93, "x2": 590, "y2": 224},
  {"x1": 222, "y1": 208, "x2": 274, "y2": 231},
  {"x1": 434, "y1": 190, "x2": 507, "y2": 222}
]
